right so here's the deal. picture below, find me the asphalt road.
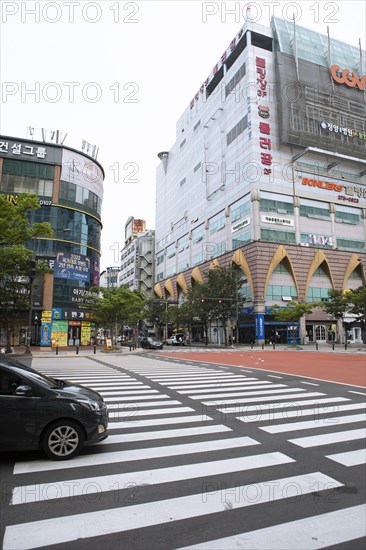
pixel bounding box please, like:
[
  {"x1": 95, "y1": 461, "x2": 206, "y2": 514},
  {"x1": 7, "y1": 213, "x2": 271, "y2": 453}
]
[{"x1": 1, "y1": 351, "x2": 365, "y2": 549}]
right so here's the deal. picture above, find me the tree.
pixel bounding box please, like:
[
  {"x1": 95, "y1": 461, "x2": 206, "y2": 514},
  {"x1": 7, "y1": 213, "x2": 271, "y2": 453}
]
[
  {"x1": 0, "y1": 194, "x2": 53, "y2": 353},
  {"x1": 269, "y1": 301, "x2": 318, "y2": 345},
  {"x1": 321, "y1": 289, "x2": 349, "y2": 343},
  {"x1": 346, "y1": 287, "x2": 366, "y2": 343},
  {"x1": 87, "y1": 286, "x2": 146, "y2": 343},
  {"x1": 185, "y1": 266, "x2": 243, "y2": 345}
]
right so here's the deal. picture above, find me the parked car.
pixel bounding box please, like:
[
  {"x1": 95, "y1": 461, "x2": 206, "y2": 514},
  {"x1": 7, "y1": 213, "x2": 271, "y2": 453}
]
[
  {"x1": 0, "y1": 359, "x2": 108, "y2": 460},
  {"x1": 166, "y1": 333, "x2": 186, "y2": 346},
  {"x1": 140, "y1": 337, "x2": 163, "y2": 350}
]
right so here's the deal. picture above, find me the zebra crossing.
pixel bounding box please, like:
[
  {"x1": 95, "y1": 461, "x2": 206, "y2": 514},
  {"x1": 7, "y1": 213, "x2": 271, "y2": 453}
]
[{"x1": 1, "y1": 355, "x2": 365, "y2": 549}]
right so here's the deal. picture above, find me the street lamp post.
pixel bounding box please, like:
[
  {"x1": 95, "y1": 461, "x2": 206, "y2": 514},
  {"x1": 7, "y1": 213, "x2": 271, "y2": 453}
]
[{"x1": 25, "y1": 256, "x2": 36, "y2": 355}]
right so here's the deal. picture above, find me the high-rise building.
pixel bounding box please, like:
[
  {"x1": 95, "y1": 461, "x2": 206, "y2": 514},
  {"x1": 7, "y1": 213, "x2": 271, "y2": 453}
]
[
  {"x1": 0, "y1": 134, "x2": 104, "y2": 347},
  {"x1": 154, "y1": 15, "x2": 365, "y2": 344},
  {"x1": 119, "y1": 217, "x2": 155, "y2": 295}
]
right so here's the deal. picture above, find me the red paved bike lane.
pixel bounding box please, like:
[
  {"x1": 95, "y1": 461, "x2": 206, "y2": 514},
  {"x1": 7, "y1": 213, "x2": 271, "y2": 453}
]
[{"x1": 165, "y1": 350, "x2": 366, "y2": 387}]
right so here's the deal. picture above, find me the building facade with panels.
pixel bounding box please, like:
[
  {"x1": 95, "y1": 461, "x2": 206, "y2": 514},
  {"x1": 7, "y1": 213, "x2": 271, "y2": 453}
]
[
  {"x1": 0, "y1": 135, "x2": 104, "y2": 347},
  {"x1": 154, "y1": 16, "x2": 366, "y2": 345}
]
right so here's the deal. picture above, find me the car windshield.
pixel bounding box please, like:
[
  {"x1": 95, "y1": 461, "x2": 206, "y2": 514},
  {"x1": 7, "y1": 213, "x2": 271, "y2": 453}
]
[
  {"x1": 149, "y1": 337, "x2": 159, "y2": 342},
  {"x1": 9, "y1": 365, "x2": 61, "y2": 389}
]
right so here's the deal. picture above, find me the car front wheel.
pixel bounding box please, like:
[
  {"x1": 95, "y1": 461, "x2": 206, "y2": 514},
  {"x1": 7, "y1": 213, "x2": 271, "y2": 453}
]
[{"x1": 42, "y1": 420, "x2": 85, "y2": 460}]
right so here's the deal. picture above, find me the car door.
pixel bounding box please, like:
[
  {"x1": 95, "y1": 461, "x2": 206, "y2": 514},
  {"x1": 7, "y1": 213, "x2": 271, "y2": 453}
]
[{"x1": 0, "y1": 368, "x2": 41, "y2": 450}]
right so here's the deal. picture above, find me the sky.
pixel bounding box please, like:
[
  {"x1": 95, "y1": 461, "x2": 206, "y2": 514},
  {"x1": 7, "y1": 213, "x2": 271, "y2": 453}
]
[{"x1": 1, "y1": 0, "x2": 365, "y2": 271}]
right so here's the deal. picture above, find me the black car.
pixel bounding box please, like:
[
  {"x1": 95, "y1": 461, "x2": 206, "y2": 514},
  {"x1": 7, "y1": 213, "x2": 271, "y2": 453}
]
[
  {"x1": 140, "y1": 337, "x2": 163, "y2": 350},
  {"x1": 0, "y1": 359, "x2": 108, "y2": 460}
]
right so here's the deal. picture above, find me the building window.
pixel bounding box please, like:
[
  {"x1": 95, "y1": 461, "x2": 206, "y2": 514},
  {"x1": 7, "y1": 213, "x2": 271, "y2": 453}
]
[
  {"x1": 300, "y1": 205, "x2": 330, "y2": 220},
  {"x1": 335, "y1": 211, "x2": 360, "y2": 224},
  {"x1": 261, "y1": 229, "x2": 296, "y2": 244},
  {"x1": 192, "y1": 225, "x2": 205, "y2": 244},
  {"x1": 260, "y1": 199, "x2": 294, "y2": 214},
  {"x1": 266, "y1": 285, "x2": 297, "y2": 300},
  {"x1": 306, "y1": 287, "x2": 331, "y2": 302},
  {"x1": 178, "y1": 234, "x2": 189, "y2": 251},
  {"x1": 225, "y1": 62, "x2": 246, "y2": 97},
  {"x1": 157, "y1": 254, "x2": 164, "y2": 265},
  {"x1": 209, "y1": 212, "x2": 225, "y2": 234},
  {"x1": 230, "y1": 196, "x2": 251, "y2": 222},
  {"x1": 251, "y1": 31, "x2": 273, "y2": 52},
  {"x1": 227, "y1": 115, "x2": 248, "y2": 146},
  {"x1": 156, "y1": 272, "x2": 164, "y2": 281},
  {"x1": 232, "y1": 229, "x2": 251, "y2": 250},
  {"x1": 193, "y1": 120, "x2": 201, "y2": 131},
  {"x1": 192, "y1": 252, "x2": 204, "y2": 266},
  {"x1": 337, "y1": 238, "x2": 365, "y2": 251}
]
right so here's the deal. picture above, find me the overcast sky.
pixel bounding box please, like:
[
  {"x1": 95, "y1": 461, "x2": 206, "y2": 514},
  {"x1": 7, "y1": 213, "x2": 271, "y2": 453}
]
[{"x1": 1, "y1": 1, "x2": 365, "y2": 270}]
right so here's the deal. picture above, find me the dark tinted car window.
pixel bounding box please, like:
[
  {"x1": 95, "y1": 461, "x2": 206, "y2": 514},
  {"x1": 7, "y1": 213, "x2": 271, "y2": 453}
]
[
  {"x1": 0, "y1": 371, "x2": 24, "y2": 395},
  {"x1": 0, "y1": 364, "x2": 58, "y2": 390}
]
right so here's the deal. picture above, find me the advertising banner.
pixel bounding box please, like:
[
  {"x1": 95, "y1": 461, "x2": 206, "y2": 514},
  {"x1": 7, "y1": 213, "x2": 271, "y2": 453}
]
[
  {"x1": 40, "y1": 322, "x2": 52, "y2": 346},
  {"x1": 61, "y1": 149, "x2": 104, "y2": 200},
  {"x1": 51, "y1": 320, "x2": 68, "y2": 347},
  {"x1": 54, "y1": 252, "x2": 90, "y2": 282},
  {"x1": 81, "y1": 323, "x2": 91, "y2": 346}
]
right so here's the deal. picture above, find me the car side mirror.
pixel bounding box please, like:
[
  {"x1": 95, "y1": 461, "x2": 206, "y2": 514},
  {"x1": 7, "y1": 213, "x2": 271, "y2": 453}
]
[{"x1": 15, "y1": 385, "x2": 34, "y2": 397}]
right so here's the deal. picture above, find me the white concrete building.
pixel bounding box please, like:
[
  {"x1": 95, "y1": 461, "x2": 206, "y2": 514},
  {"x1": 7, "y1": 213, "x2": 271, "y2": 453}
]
[{"x1": 154, "y1": 15, "x2": 365, "y2": 344}]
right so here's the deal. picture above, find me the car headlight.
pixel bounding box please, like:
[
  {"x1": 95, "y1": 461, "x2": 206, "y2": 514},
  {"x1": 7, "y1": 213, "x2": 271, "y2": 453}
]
[{"x1": 71, "y1": 400, "x2": 100, "y2": 411}]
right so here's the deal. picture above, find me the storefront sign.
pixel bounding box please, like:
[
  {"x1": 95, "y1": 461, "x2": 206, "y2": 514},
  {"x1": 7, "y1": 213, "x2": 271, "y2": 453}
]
[
  {"x1": 0, "y1": 137, "x2": 62, "y2": 164},
  {"x1": 232, "y1": 218, "x2": 250, "y2": 233},
  {"x1": 330, "y1": 65, "x2": 366, "y2": 91},
  {"x1": 320, "y1": 121, "x2": 366, "y2": 141},
  {"x1": 261, "y1": 215, "x2": 293, "y2": 226}
]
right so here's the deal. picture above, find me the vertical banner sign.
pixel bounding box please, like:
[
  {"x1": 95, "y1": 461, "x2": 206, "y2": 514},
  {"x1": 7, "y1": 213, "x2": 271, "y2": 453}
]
[
  {"x1": 51, "y1": 320, "x2": 68, "y2": 347},
  {"x1": 255, "y1": 314, "x2": 265, "y2": 340},
  {"x1": 40, "y1": 322, "x2": 52, "y2": 346}
]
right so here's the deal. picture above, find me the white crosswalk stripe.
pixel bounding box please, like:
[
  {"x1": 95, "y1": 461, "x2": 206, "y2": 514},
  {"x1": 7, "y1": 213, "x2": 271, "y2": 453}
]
[{"x1": 2, "y1": 357, "x2": 364, "y2": 550}]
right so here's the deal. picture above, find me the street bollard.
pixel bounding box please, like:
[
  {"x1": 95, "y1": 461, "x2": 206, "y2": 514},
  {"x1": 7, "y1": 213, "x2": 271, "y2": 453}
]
[
  {"x1": 332, "y1": 343, "x2": 335, "y2": 351},
  {"x1": 93, "y1": 345, "x2": 96, "y2": 354},
  {"x1": 273, "y1": 342, "x2": 275, "y2": 350},
  {"x1": 56, "y1": 345, "x2": 58, "y2": 356},
  {"x1": 345, "y1": 341, "x2": 348, "y2": 350},
  {"x1": 251, "y1": 342, "x2": 254, "y2": 349},
  {"x1": 76, "y1": 345, "x2": 79, "y2": 355},
  {"x1": 262, "y1": 343, "x2": 264, "y2": 350},
  {"x1": 316, "y1": 342, "x2": 318, "y2": 351}
]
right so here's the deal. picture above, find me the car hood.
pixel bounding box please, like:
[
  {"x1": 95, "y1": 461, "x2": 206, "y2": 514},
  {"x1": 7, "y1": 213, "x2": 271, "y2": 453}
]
[{"x1": 53, "y1": 380, "x2": 104, "y2": 403}]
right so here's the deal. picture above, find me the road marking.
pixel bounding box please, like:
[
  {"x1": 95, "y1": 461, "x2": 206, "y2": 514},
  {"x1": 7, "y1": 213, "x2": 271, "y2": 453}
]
[
  {"x1": 183, "y1": 383, "x2": 286, "y2": 396},
  {"x1": 349, "y1": 391, "x2": 366, "y2": 396},
  {"x1": 13, "y1": 436, "x2": 260, "y2": 475},
  {"x1": 267, "y1": 375, "x2": 283, "y2": 379},
  {"x1": 289, "y1": 428, "x2": 366, "y2": 448},
  {"x1": 179, "y1": 504, "x2": 366, "y2": 549},
  {"x1": 236, "y1": 401, "x2": 366, "y2": 423},
  {"x1": 204, "y1": 391, "x2": 324, "y2": 406},
  {"x1": 4, "y1": 473, "x2": 342, "y2": 549},
  {"x1": 326, "y1": 449, "x2": 366, "y2": 466},
  {"x1": 300, "y1": 382, "x2": 319, "y2": 386},
  {"x1": 109, "y1": 406, "x2": 195, "y2": 419},
  {"x1": 168, "y1": 378, "x2": 259, "y2": 388},
  {"x1": 108, "y1": 414, "x2": 214, "y2": 429},
  {"x1": 223, "y1": 397, "x2": 349, "y2": 415},
  {"x1": 201, "y1": 388, "x2": 307, "y2": 403},
  {"x1": 99, "y1": 424, "x2": 232, "y2": 445},
  {"x1": 261, "y1": 413, "x2": 366, "y2": 433},
  {"x1": 104, "y1": 394, "x2": 173, "y2": 402},
  {"x1": 11, "y1": 452, "x2": 294, "y2": 504},
  {"x1": 99, "y1": 389, "x2": 159, "y2": 396}
]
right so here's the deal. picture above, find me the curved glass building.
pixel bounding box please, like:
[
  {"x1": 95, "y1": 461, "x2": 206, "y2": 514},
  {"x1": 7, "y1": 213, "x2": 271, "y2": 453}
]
[{"x1": 0, "y1": 135, "x2": 104, "y2": 347}]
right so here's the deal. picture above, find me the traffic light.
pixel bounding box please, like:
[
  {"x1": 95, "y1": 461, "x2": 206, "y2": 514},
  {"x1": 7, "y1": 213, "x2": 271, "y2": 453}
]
[{"x1": 32, "y1": 313, "x2": 41, "y2": 326}]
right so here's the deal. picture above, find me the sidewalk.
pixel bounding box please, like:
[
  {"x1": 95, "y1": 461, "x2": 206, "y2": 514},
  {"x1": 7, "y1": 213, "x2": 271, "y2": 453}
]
[{"x1": 4, "y1": 341, "x2": 364, "y2": 358}]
